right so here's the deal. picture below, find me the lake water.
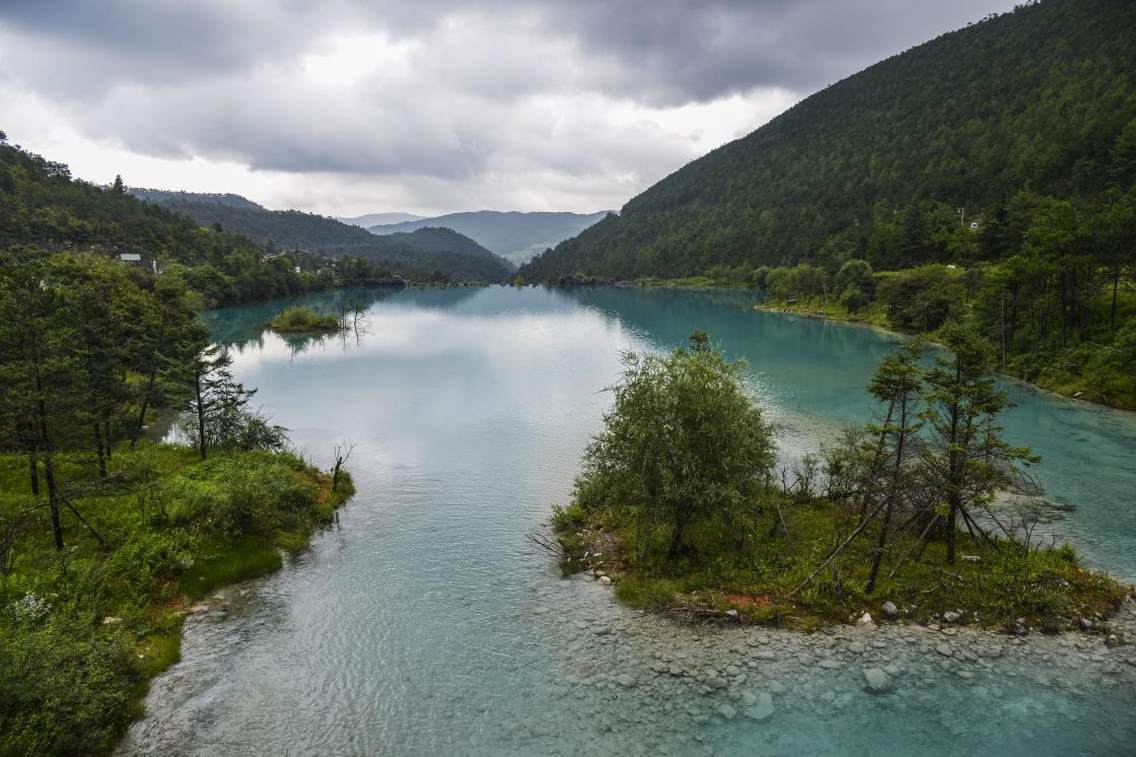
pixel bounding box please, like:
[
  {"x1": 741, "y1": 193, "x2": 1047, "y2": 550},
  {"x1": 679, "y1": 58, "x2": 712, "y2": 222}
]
[{"x1": 122, "y1": 286, "x2": 1136, "y2": 756}]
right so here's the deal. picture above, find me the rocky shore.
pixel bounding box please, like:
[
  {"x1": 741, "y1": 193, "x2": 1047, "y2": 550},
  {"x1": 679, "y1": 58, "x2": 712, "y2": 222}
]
[{"x1": 544, "y1": 575, "x2": 1136, "y2": 756}]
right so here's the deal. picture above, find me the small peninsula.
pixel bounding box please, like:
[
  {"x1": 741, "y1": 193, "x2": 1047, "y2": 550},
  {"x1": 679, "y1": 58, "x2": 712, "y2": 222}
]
[{"x1": 550, "y1": 331, "x2": 1130, "y2": 635}]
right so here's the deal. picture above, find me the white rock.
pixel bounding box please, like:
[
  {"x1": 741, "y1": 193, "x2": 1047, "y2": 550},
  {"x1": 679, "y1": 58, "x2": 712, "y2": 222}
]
[
  {"x1": 858, "y1": 612, "x2": 874, "y2": 625},
  {"x1": 598, "y1": 575, "x2": 613, "y2": 585},
  {"x1": 882, "y1": 601, "x2": 898, "y2": 619}
]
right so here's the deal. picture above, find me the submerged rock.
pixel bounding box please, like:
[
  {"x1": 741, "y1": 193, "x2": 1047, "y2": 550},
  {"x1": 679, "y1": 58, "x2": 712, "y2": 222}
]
[
  {"x1": 863, "y1": 667, "x2": 894, "y2": 693},
  {"x1": 743, "y1": 692, "x2": 775, "y2": 721}
]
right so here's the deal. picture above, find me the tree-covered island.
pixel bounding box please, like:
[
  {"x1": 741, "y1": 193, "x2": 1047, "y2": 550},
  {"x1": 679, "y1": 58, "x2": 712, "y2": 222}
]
[
  {"x1": 268, "y1": 306, "x2": 347, "y2": 334},
  {"x1": 551, "y1": 331, "x2": 1129, "y2": 634}
]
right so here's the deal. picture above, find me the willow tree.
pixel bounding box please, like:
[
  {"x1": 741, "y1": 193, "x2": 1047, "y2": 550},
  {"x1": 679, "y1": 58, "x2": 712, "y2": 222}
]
[{"x1": 574, "y1": 332, "x2": 775, "y2": 565}]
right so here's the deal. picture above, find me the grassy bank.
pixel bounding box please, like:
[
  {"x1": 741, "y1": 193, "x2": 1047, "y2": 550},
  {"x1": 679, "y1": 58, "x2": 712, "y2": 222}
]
[
  {"x1": 0, "y1": 443, "x2": 354, "y2": 755},
  {"x1": 552, "y1": 499, "x2": 1130, "y2": 634}
]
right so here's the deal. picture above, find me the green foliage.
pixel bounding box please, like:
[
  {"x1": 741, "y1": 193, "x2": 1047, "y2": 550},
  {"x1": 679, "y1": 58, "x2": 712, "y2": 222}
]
[
  {"x1": 575, "y1": 334, "x2": 776, "y2": 567},
  {"x1": 0, "y1": 445, "x2": 349, "y2": 756}
]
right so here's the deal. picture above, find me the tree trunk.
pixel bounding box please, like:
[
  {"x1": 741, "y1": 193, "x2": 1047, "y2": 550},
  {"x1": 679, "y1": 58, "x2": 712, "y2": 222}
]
[
  {"x1": 94, "y1": 423, "x2": 107, "y2": 479},
  {"x1": 1111, "y1": 264, "x2": 1121, "y2": 333},
  {"x1": 946, "y1": 498, "x2": 960, "y2": 565},
  {"x1": 866, "y1": 403, "x2": 909, "y2": 594},
  {"x1": 36, "y1": 398, "x2": 63, "y2": 551},
  {"x1": 195, "y1": 370, "x2": 207, "y2": 459},
  {"x1": 130, "y1": 371, "x2": 157, "y2": 449},
  {"x1": 27, "y1": 446, "x2": 39, "y2": 496},
  {"x1": 104, "y1": 418, "x2": 112, "y2": 459}
]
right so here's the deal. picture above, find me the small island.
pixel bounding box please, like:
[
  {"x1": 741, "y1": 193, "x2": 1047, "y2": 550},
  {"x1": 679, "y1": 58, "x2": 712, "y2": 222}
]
[
  {"x1": 268, "y1": 306, "x2": 346, "y2": 334},
  {"x1": 551, "y1": 330, "x2": 1130, "y2": 636}
]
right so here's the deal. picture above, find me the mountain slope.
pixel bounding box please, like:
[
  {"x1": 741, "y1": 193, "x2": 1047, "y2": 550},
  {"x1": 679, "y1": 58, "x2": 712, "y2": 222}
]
[
  {"x1": 135, "y1": 190, "x2": 514, "y2": 281},
  {"x1": 370, "y1": 210, "x2": 611, "y2": 265},
  {"x1": 519, "y1": 0, "x2": 1136, "y2": 280}
]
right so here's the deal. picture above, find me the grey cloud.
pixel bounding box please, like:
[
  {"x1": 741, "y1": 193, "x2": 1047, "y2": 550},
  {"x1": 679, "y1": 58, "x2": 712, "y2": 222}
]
[
  {"x1": 0, "y1": 0, "x2": 1017, "y2": 212},
  {"x1": 2, "y1": 1, "x2": 1018, "y2": 103}
]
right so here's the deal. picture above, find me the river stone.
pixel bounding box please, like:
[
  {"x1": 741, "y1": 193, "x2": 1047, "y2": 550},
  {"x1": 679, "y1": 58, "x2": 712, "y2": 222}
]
[
  {"x1": 716, "y1": 704, "x2": 737, "y2": 720},
  {"x1": 599, "y1": 575, "x2": 613, "y2": 585},
  {"x1": 616, "y1": 673, "x2": 637, "y2": 688},
  {"x1": 944, "y1": 611, "x2": 962, "y2": 623},
  {"x1": 863, "y1": 667, "x2": 894, "y2": 693},
  {"x1": 882, "y1": 601, "x2": 899, "y2": 619},
  {"x1": 936, "y1": 643, "x2": 954, "y2": 657},
  {"x1": 706, "y1": 676, "x2": 729, "y2": 690},
  {"x1": 743, "y1": 692, "x2": 775, "y2": 721}
]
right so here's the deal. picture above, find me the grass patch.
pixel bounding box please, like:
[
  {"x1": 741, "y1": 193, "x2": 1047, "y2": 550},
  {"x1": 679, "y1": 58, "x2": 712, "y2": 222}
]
[
  {"x1": 556, "y1": 498, "x2": 1130, "y2": 633},
  {"x1": 0, "y1": 443, "x2": 354, "y2": 756}
]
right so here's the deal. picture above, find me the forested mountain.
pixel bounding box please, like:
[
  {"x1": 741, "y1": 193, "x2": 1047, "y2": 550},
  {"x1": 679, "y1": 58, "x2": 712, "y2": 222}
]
[
  {"x1": 517, "y1": 0, "x2": 1136, "y2": 408},
  {"x1": 135, "y1": 190, "x2": 514, "y2": 281},
  {"x1": 520, "y1": 0, "x2": 1136, "y2": 280},
  {"x1": 370, "y1": 210, "x2": 611, "y2": 265}
]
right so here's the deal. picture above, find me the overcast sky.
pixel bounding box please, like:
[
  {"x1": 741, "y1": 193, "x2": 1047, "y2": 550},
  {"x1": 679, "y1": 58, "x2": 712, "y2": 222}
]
[{"x1": 0, "y1": 1, "x2": 1018, "y2": 217}]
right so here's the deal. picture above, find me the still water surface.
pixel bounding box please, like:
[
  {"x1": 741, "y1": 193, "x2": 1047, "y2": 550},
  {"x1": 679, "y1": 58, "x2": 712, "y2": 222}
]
[{"x1": 123, "y1": 286, "x2": 1136, "y2": 755}]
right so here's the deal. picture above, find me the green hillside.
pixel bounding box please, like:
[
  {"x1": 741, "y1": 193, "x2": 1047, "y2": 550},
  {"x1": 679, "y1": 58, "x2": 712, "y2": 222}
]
[
  {"x1": 520, "y1": 0, "x2": 1135, "y2": 280},
  {"x1": 137, "y1": 190, "x2": 514, "y2": 281}
]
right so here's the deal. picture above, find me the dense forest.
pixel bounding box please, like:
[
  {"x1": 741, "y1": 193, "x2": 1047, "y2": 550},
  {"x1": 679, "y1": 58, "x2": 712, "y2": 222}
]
[
  {"x1": 134, "y1": 189, "x2": 515, "y2": 282},
  {"x1": 519, "y1": 0, "x2": 1136, "y2": 407}
]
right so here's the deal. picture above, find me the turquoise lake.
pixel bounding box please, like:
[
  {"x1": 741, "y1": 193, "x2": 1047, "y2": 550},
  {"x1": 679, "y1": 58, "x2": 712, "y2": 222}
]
[{"x1": 122, "y1": 286, "x2": 1136, "y2": 756}]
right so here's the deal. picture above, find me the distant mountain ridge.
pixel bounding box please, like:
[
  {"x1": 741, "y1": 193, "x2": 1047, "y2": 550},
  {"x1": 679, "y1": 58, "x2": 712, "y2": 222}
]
[
  {"x1": 369, "y1": 210, "x2": 612, "y2": 265},
  {"x1": 339, "y1": 211, "x2": 424, "y2": 227},
  {"x1": 131, "y1": 189, "x2": 514, "y2": 281}
]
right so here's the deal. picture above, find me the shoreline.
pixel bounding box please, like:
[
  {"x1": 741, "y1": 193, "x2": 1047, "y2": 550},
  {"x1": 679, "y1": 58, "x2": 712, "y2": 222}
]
[{"x1": 754, "y1": 302, "x2": 1136, "y2": 414}]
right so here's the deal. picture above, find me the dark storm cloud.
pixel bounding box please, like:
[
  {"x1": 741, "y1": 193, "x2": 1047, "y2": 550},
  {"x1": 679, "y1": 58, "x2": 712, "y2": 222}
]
[{"x1": 2, "y1": 0, "x2": 1017, "y2": 102}]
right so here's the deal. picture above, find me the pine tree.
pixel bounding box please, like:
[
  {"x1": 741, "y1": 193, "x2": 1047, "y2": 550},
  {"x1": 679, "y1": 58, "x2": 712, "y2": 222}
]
[{"x1": 920, "y1": 323, "x2": 1035, "y2": 564}]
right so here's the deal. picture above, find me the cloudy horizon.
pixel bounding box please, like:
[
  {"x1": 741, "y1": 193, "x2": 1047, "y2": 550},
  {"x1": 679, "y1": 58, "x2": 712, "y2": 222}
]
[{"x1": 0, "y1": 1, "x2": 1017, "y2": 218}]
